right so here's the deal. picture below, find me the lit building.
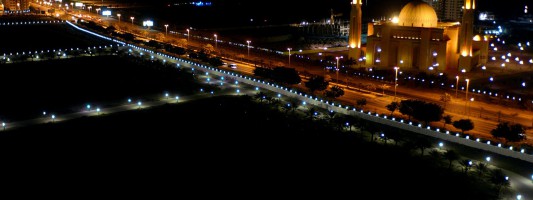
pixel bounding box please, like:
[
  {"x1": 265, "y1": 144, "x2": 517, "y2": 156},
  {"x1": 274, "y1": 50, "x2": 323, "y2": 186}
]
[
  {"x1": 3, "y1": 0, "x2": 30, "y2": 11},
  {"x1": 348, "y1": 0, "x2": 363, "y2": 60},
  {"x1": 351, "y1": 0, "x2": 488, "y2": 72}
]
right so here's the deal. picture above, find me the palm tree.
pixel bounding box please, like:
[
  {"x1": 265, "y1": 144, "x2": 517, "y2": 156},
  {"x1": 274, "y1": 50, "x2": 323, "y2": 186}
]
[
  {"x1": 475, "y1": 162, "x2": 488, "y2": 177},
  {"x1": 326, "y1": 110, "x2": 336, "y2": 124},
  {"x1": 415, "y1": 138, "x2": 432, "y2": 156},
  {"x1": 428, "y1": 150, "x2": 442, "y2": 163},
  {"x1": 254, "y1": 92, "x2": 267, "y2": 103},
  {"x1": 489, "y1": 169, "x2": 510, "y2": 198},
  {"x1": 443, "y1": 150, "x2": 459, "y2": 169},
  {"x1": 307, "y1": 107, "x2": 317, "y2": 121},
  {"x1": 387, "y1": 131, "x2": 404, "y2": 146},
  {"x1": 289, "y1": 99, "x2": 300, "y2": 113},
  {"x1": 344, "y1": 115, "x2": 359, "y2": 132},
  {"x1": 459, "y1": 159, "x2": 473, "y2": 174}
]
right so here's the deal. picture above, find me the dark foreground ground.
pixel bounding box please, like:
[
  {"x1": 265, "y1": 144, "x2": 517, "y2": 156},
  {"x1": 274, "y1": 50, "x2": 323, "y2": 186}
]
[{"x1": 0, "y1": 96, "x2": 496, "y2": 199}]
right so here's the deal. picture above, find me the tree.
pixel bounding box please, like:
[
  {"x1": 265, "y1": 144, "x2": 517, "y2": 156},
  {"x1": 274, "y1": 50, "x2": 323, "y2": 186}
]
[
  {"x1": 415, "y1": 137, "x2": 432, "y2": 155},
  {"x1": 399, "y1": 100, "x2": 415, "y2": 120},
  {"x1": 356, "y1": 98, "x2": 367, "y2": 109},
  {"x1": 307, "y1": 107, "x2": 317, "y2": 121},
  {"x1": 491, "y1": 122, "x2": 526, "y2": 143},
  {"x1": 208, "y1": 57, "x2": 224, "y2": 67},
  {"x1": 412, "y1": 102, "x2": 444, "y2": 126},
  {"x1": 343, "y1": 57, "x2": 357, "y2": 68},
  {"x1": 155, "y1": 32, "x2": 165, "y2": 41},
  {"x1": 325, "y1": 85, "x2": 345, "y2": 99},
  {"x1": 440, "y1": 92, "x2": 451, "y2": 109},
  {"x1": 453, "y1": 119, "x2": 474, "y2": 134},
  {"x1": 289, "y1": 99, "x2": 300, "y2": 113},
  {"x1": 459, "y1": 159, "x2": 473, "y2": 174},
  {"x1": 428, "y1": 150, "x2": 443, "y2": 163},
  {"x1": 305, "y1": 76, "x2": 329, "y2": 93},
  {"x1": 273, "y1": 67, "x2": 301, "y2": 85},
  {"x1": 377, "y1": 84, "x2": 391, "y2": 95},
  {"x1": 443, "y1": 150, "x2": 459, "y2": 169},
  {"x1": 443, "y1": 115, "x2": 452, "y2": 128},
  {"x1": 203, "y1": 44, "x2": 214, "y2": 53},
  {"x1": 254, "y1": 92, "x2": 267, "y2": 103},
  {"x1": 176, "y1": 39, "x2": 188, "y2": 47},
  {"x1": 475, "y1": 162, "x2": 488, "y2": 176},
  {"x1": 386, "y1": 102, "x2": 399, "y2": 116},
  {"x1": 489, "y1": 169, "x2": 510, "y2": 198}
]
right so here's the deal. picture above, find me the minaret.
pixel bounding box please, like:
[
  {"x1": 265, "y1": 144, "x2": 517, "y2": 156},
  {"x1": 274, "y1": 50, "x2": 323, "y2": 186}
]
[
  {"x1": 458, "y1": 0, "x2": 475, "y2": 70},
  {"x1": 348, "y1": 0, "x2": 363, "y2": 61}
]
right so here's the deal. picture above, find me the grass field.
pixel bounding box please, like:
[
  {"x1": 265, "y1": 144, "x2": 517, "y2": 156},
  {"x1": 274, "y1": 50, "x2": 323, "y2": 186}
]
[{"x1": 0, "y1": 55, "x2": 203, "y2": 121}]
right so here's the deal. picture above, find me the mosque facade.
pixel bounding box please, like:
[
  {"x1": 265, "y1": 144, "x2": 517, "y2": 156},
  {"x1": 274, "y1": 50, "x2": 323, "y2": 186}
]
[{"x1": 349, "y1": 0, "x2": 488, "y2": 72}]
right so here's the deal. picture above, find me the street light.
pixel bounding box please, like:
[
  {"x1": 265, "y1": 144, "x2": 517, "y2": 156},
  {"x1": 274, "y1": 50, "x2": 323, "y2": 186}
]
[
  {"x1": 394, "y1": 67, "x2": 399, "y2": 100},
  {"x1": 2, "y1": 122, "x2": 5, "y2": 131},
  {"x1": 186, "y1": 29, "x2": 190, "y2": 41},
  {"x1": 130, "y1": 16, "x2": 134, "y2": 25},
  {"x1": 88, "y1": 6, "x2": 92, "y2": 12},
  {"x1": 214, "y1": 34, "x2": 218, "y2": 49},
  {"x1": 117, "y1": 14, "x2": 121, "y2": 24},
  {"x1": 164, "y1": 24, "x2": 169, "y2": 36},
  {"x1": 335, "y1": 56, "x2": 341, "y2": 84},
  {"x1": 455, "y1": 76, "x2": 459, "y2": 98},
  {"x1": 246, "y1": 40, "x2": 251, "y2": 57},
  {"x1": 51, "y1": 114, "x2": 56, "y2": 122},
  {"x1": 465, "y1": 79, "x2": 470, "y2": 116},
  {"x1": 287, "y1": 48, "x2": 292, "y2": 67}
]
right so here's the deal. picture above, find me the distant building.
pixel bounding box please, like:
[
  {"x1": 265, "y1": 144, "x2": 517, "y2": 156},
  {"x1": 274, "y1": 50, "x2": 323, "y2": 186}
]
[
  {"x1": 423, "y1": 0, "x2": 464, "y2": 21},
  {"x1": 3, "y1": 0, "x2": 30, "y2": 11},
  {"x1": 349, "y1": 0, "x2": 488, "y2": 72}
]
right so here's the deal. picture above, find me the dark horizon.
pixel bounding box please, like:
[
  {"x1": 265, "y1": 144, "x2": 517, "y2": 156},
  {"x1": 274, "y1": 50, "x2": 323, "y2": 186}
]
[{"x1": 107, "y1": 0, "x2": 530, "y2": 21}]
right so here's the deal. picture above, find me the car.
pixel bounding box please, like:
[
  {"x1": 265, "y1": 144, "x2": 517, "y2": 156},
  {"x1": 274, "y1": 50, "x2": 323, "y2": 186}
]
[{"x1": 229, "y1": 63, "x2": 237, "y2": 69}]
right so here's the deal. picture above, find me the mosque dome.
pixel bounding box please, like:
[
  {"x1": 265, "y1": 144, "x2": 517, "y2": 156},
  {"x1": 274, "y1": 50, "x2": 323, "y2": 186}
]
[{"x1": 398, "y1": 0, "x2": 438, "y2": 28}]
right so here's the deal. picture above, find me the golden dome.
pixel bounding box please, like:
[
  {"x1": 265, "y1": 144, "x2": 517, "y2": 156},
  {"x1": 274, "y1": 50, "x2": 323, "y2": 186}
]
[{"x1": 398, "y1": 0, "x2": 438, "y2": 28}]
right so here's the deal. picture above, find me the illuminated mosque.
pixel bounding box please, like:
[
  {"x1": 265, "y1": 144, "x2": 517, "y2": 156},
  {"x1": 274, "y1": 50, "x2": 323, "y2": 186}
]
[{"x1": 348, "y1": 0, "x2": 489, "y2": 72}]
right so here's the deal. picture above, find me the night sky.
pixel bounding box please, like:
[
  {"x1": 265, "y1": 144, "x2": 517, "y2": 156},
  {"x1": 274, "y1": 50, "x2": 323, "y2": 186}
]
[{"x1": 204, "y1": 0, "x2": 528, "y2": 19}]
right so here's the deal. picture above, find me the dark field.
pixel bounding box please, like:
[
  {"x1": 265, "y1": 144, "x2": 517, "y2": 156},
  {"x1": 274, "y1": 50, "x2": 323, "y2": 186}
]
[
  {"x1": 0, "y1": 23, "x2": 113, "y2": 53},
  {"x1": 0, "y1": 55, "x2": 201, "y2": 121},
  {"x1": 0, "y1": 96, "x2": 495, "y2": 199}
]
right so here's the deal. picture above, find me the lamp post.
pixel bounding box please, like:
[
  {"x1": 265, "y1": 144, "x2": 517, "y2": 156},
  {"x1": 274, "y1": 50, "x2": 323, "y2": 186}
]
[
  {"x1": 465, "y1": 79, "x2": 470, "y2": 116},
  {"x1": 394, "y1": 67, "x2": 399, "y2": 100},
  {"x1": 214, "y1": 34, "x2": 218, "y2": 49},
  {"x1": 246, "y1": 40, "x2": 251, "y2": 57},
  {"x1": 130, "y1": 16, "x2": 134, "y2": 25},
  {"x1": 88, "y1": 6, "x2": 92, "y2": 12},
  {"x1": 117, "y1": 14, "x2": 121, "y2": 24},
  {"x1": 455, "y1": 75, "x2": 459, "y2": 98},
  {"x1": 96, "y1": 8, "x2": 100, "y2": 14},
  {"x1": 2, "y1": 122, "x2": 5, "y2": 131},
  {"x1": 335, "y1": 56, "x2": 341, "y2": 84},
  {"x1": 186, "y1": 29, "x2": 190, "y2": 41},
  {"x1": 287, "y1": 48, "x2": 292, "y2": 67},
  {"x1": 164, "y1": 24, "x2": 168, "y2": 36}
]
